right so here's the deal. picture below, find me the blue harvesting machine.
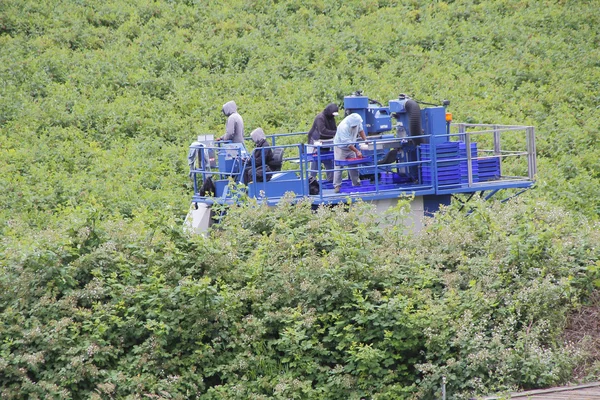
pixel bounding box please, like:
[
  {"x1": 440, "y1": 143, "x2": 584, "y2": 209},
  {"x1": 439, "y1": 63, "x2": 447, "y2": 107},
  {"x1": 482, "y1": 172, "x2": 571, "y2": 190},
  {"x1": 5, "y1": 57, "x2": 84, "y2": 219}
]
[{"x1": 186, "y1": 92, "x2": 537, "y2": 233}]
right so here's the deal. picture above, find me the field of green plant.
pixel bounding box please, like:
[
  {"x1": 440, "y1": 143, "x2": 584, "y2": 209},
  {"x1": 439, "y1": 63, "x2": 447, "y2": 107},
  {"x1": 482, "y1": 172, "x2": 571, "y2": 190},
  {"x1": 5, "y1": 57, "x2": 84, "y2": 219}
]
[{"x1": 1, "y1": 0, "x2": 599, "y2": 398}]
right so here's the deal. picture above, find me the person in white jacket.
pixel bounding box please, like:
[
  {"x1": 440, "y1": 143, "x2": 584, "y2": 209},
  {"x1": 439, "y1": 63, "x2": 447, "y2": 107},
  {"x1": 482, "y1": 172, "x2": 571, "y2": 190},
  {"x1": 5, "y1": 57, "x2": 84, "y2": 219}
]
[{"x1": 332, "y1": 113, "x2": 367, "y2": 193}]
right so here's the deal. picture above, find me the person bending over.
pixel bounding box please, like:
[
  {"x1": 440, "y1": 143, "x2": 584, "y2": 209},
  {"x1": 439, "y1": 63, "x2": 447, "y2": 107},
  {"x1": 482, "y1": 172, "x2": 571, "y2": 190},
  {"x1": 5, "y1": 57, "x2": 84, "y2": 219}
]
[{"x1": 332, "y1": 113, "x2": 367, "y2": 193}]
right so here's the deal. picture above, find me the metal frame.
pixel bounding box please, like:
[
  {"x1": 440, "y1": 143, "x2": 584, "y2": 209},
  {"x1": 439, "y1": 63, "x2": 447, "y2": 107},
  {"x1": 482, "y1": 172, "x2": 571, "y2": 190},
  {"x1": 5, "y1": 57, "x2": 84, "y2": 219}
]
[{"x1": 189, "y1": 123, "x2": 537, "y2": 208}]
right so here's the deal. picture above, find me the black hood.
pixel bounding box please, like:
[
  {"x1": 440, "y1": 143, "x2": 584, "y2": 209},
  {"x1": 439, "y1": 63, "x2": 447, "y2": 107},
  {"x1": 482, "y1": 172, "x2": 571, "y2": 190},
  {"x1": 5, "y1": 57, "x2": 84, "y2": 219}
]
[{"x1": 323, "y1": 103, "x2": 339, "y2": 118}]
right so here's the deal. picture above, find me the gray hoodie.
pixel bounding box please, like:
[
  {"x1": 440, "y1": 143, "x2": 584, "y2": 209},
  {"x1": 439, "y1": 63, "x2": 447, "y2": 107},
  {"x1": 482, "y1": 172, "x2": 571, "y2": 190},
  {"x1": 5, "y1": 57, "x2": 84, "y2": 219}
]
[
  {"x1": 222, "y1": 101, "x2": 244, "y2": 143},
  {"x1": 250, "y1": 127, "x2": 266, "y2": 143},
  {"x1": 249, "y1": 128, "x2": 272, "y2": 168}
]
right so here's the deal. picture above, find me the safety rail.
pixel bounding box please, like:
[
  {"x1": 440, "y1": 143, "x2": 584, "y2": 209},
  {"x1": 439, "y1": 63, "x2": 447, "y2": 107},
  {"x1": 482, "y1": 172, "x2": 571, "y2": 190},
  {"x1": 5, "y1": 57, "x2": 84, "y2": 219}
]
[
  {"x1": 305, "y1": 136, "x2": 435, "y2": 202},
  {"x1": 246, "y1": 142, "x2": 309, "y2": 199},
  {"x1": 441, "y1": 124, "x2": 536, "y2": 193},
  {"x1": 189, "y1": 123, "x2": 536, "y2": 206}
]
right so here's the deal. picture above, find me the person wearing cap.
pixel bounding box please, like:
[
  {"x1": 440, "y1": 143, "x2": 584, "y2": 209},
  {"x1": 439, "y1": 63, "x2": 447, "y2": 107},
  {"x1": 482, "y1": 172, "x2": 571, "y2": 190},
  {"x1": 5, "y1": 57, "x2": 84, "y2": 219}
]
[
  {"x1": 332, "y1": 113, "x2": 367, "y2": 193},
  {"x1": 243, "y1": 127, "x2": 274, "y2": 183},
  {"x1": 307, "y1": 103, "x2": 339, "y2": 182},
  {"x1": 216, "y1": 100, "x2": 244, "y2": 143}
]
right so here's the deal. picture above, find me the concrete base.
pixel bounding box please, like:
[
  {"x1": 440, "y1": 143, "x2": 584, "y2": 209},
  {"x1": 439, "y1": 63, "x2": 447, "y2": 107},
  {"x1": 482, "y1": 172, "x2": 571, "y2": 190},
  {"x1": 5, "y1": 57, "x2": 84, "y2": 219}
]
[
  {"x1": 367, "y1": 196, "x2": 424, "y2": 233},
  {"x1": 184, "y1": 195, "x2": 440, "y2": 235},
  {"x1": 184, "y1": 203, "x2": 213, "y2": 235}
]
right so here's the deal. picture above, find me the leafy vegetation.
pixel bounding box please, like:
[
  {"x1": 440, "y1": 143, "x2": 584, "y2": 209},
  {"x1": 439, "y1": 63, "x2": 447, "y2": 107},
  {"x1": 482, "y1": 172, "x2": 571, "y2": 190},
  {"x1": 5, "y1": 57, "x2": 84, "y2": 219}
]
[
  {"x1": 1, "y1": 197, "x2": 598, "y2": 399},
  {"x1": 1, "y1": 0, "x2": 599, "y2": 398}
]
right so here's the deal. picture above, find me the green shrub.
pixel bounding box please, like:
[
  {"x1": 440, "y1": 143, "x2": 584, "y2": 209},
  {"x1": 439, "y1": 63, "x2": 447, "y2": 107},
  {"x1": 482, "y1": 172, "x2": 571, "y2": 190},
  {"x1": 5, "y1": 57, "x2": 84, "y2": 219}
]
[{"x1": 2, "y1": 0, "x2": 600, "y2": 398}]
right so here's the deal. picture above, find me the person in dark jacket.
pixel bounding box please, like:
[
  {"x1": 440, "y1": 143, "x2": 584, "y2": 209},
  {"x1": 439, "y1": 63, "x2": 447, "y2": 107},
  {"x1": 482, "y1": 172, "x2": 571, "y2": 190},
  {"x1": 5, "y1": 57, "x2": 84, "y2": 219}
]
[
  {"x1": 307, "y1": 103, "x2": 339, "y2": 182},
  {"x1": 244, "y1": 128, "x2": 274, "y2": 183},
  {"x1": 216, "y1": 100, "x2": 244, "y2": 143}
]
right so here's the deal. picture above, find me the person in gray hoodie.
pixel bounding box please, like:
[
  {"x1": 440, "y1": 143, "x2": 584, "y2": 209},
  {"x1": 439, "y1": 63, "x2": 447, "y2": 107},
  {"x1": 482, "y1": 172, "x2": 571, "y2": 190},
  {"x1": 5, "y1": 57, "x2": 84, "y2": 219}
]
[
  {"x1": 217, "y1": 100, "x2": 244, "y2": 143},
  {"x1": 243, "y1": 128, "x2": 274, "y2": 183}
]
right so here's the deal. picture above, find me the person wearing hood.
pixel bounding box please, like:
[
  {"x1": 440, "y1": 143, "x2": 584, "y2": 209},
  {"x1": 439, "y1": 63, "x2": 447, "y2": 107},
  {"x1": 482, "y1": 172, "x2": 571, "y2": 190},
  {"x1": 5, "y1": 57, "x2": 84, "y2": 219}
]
[
  {"x1": 217, "y1": 100, "x2": 244, "y2": 143},
  {"x1": 332, "y1": 113, "x2": 367, "y2": 193},
  {"x1": 243, "y1": 128, "x2": 274, "y2": 183},
  {"x1": 307, "y1": 103, "x2": 339, "y2": 182}
]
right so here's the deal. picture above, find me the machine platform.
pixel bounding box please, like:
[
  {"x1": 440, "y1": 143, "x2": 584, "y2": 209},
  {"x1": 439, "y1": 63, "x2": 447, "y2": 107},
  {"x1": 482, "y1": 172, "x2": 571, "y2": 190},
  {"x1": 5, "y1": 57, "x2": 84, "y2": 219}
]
[{"x1": 186, "y1": 95, "x2": 536, "y2": 233}]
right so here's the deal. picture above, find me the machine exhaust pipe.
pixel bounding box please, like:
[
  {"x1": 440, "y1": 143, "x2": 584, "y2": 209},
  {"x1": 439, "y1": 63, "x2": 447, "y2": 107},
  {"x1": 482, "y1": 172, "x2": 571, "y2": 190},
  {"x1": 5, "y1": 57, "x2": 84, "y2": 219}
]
[{"x1": 404, "y1": 99, "x2": 425, "y2": 144}]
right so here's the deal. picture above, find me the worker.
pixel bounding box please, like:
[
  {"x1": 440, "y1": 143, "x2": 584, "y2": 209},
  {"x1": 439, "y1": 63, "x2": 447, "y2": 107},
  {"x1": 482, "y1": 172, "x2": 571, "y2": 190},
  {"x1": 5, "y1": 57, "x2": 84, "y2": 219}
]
[
  {"x1": 216, "y1": 100, "x2": 244, "y2": 143},
  {"x1": 307, "y1": 103, "x2": 339, "y2": 182},
  {"x1": 243, "y1": 127, "x2": 274, "y2": 183},
  {"x1": 332, "y1": 113, "x2": 367, "y2": 193}
]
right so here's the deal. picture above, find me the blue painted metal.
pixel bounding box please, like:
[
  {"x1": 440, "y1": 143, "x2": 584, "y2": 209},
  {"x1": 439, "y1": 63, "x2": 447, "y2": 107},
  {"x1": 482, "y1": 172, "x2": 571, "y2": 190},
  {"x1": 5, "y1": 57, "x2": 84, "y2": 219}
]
[
  {"x1": 367, "y1": 107, "x2": 392, "y2": 133},
  {"x1": 344, "y1": 94, "x2": 392, "y2": 134},
  {"x1": 423, "y1": 106, "x2": 449, "y2": 145},
  {"x1": 424, "y1": 194, "x2": 452, "y2": 216},
  {"x1": 344, "y1": 95, "x2": 369, "y2": 109},
  {"x1": 188, "y1": 93, "x2": 536, "y2": 217},
  {"x1": 389, "y1": 98, "x2": 407, "y2": 113},
  {"x1": 343, "y1": 94, "x2": 369, "y2": 131}
]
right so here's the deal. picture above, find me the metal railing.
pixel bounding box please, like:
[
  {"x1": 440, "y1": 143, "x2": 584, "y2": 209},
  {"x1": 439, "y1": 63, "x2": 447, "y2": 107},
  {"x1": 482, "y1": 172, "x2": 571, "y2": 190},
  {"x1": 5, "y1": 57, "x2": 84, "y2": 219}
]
[
  {"x1": 189, "y1": 123, "x2": 536, "y2": 203},
  {"x1": 448, "y1": 123, "x2": 536, "y2": 188}
]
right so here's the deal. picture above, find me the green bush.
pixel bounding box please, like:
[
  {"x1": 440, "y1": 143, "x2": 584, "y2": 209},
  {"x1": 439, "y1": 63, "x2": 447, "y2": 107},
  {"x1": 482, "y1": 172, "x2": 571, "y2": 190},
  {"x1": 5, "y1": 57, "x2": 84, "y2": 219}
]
[
  {"x1": 2, "y1": 0, "x2": 600, "y2": 398},
  {"x1": 2, "y1": 197, "x2": 597, "y2": 399}
]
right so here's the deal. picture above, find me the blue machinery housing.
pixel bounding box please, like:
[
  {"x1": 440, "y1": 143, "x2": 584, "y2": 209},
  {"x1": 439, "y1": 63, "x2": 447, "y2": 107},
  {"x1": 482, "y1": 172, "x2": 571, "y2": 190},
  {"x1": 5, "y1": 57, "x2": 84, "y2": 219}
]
[{"x1": 187, "y1": 94, "x2": 537, "y2": 232}]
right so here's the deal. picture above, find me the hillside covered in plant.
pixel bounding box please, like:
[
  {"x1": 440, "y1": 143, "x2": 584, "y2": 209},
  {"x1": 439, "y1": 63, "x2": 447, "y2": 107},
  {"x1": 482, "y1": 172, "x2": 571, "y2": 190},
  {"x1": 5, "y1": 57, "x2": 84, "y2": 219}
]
[{"x1": 1, "y1": 0, "x2": 599, "y2": 398}]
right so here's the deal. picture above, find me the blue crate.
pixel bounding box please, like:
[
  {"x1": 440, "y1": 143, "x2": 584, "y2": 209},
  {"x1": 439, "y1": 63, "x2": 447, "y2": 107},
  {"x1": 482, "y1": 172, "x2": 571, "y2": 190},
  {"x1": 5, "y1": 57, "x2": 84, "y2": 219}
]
[
  {"x1": 421, "y1": 153, "x2": 460, "y2": 160},
  {"x1": 421, "y1": 143, "x2": 459, "y2": 151},
  {"x1": 458, "y1": 142, "x2": 480, "y2": 183},
  {"x1": 379, "y1": 172, "x2": 395, "y2": 184},
  {"x1": 340, "y1": 183, "x2": 397, "y2": 193},
  {"x1": 478, "y1": 157, "x2": 500, "y2": 181},
  {"x1": 304, "y1": 152, "x2": 334, "y2": 162},
  {"x1": 422, "y1": 176, "x2": 460, "y2": 182},
  {"x1": 420, "y1": 142, "x2": 466, "y2": 185},
  {"x1": 420, "y1": 143, "x2": 460, "y2": 159},
  {"x1": 421, "y1": 150, "x2": 460, "y2": 157},
  {"x1": 422, "y1": 172, "x2": 461, "y2": 182},
  {"x1": 421, "y1": 167, "x2": 459, "y2": 174},
  {"x1": 423, "y1": 166, "x2": 460, "y2": 173}
]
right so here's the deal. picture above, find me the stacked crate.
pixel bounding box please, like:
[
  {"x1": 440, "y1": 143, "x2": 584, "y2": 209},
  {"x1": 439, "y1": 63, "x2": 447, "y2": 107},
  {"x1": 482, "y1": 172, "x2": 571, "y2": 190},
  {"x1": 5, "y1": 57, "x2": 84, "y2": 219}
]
[
  {"x1": 458, "y1": 142, "x2": 479, "y2": 184},
  {"x1": 478, "y1": 156, "x2": 501, "y2": 181},
  {"x1": 420, "y1": 142, "x2": 462, "y2": 186}
]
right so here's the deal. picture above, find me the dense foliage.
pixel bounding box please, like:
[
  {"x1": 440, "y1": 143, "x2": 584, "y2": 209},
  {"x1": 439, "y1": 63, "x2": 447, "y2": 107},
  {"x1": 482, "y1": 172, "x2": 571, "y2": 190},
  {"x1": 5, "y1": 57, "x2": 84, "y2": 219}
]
[
  {"x1": 1, "y1": 0, "x2": 599, "y2": 398},
  {"x1": 1, "y1": 197, "x2": 598, "y2": 399}
]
